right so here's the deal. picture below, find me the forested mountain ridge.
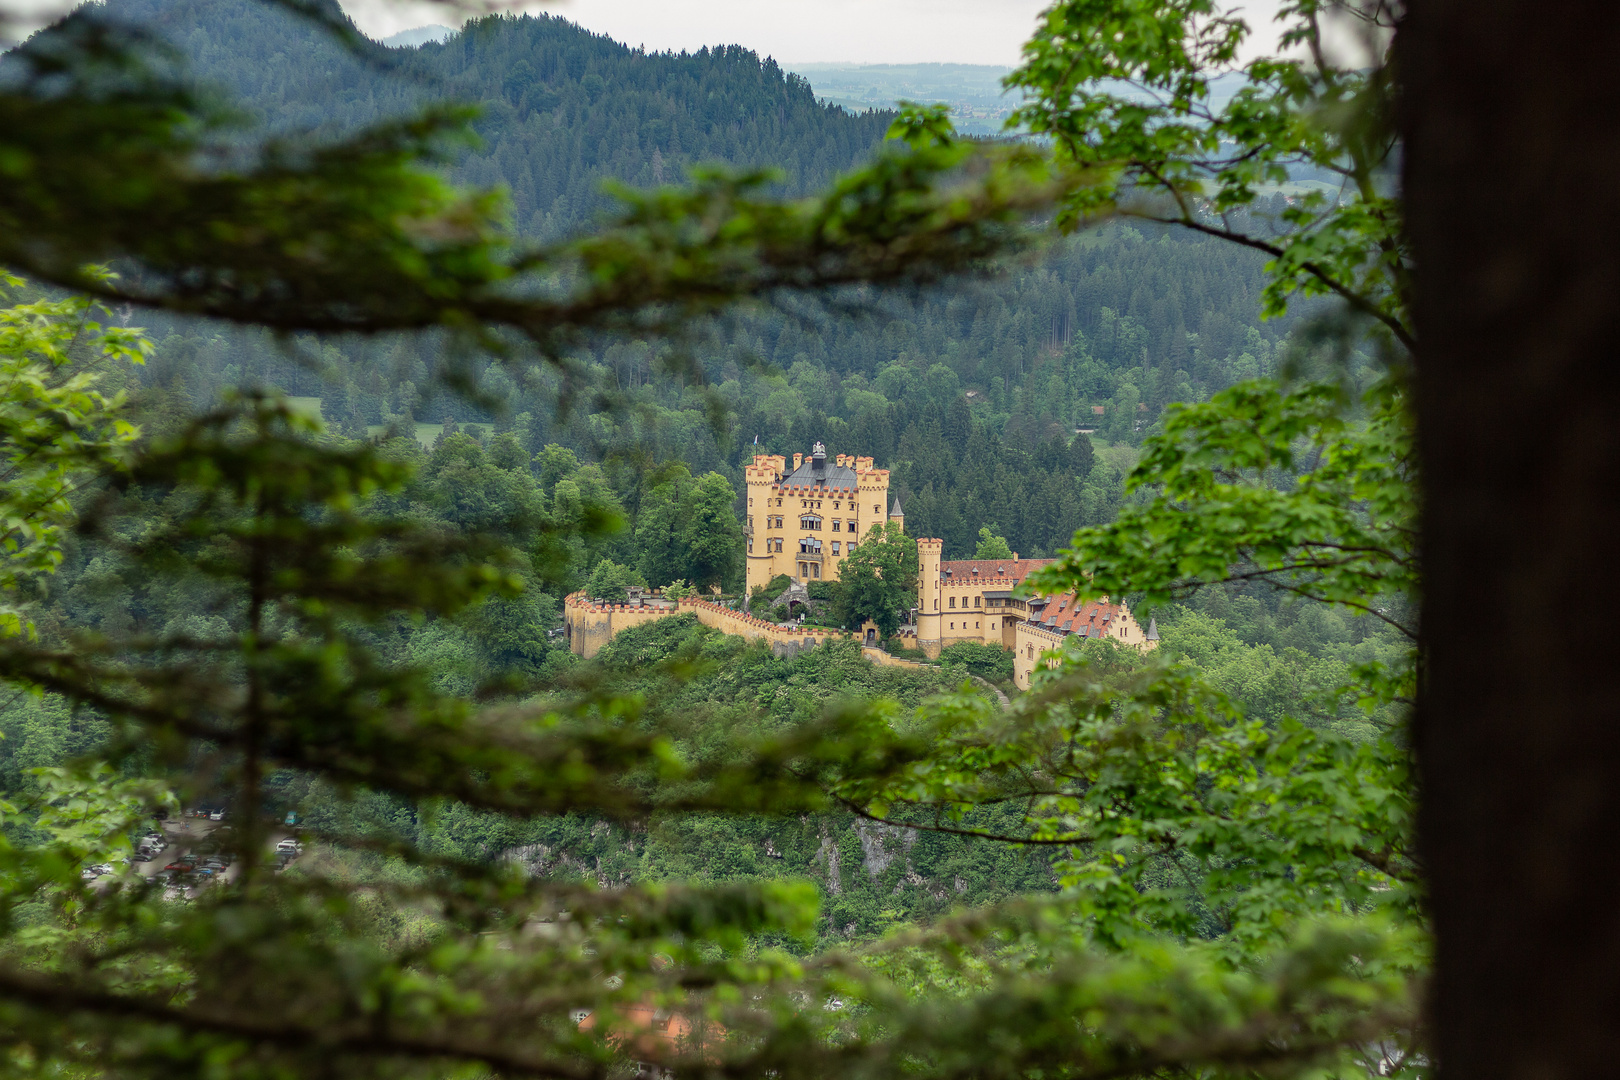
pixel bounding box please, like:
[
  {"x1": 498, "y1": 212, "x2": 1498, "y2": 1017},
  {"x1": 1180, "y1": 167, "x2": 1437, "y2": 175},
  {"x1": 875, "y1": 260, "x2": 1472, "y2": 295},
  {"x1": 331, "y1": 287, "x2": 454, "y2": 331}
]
[
  {"x1": 72, "y1": 0, "x2": 894, "y2": 236},
  {"x1": 37, "y1": 0, "x2": 1317, "y2": 564}
]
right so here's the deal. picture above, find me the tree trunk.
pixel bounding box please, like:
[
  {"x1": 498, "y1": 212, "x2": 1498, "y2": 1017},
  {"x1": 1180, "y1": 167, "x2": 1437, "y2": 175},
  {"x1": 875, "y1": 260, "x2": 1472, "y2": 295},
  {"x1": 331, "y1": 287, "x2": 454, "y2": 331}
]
[{"x1": 1402, "y1": 2, "x2": 1620, "y2": 1076}]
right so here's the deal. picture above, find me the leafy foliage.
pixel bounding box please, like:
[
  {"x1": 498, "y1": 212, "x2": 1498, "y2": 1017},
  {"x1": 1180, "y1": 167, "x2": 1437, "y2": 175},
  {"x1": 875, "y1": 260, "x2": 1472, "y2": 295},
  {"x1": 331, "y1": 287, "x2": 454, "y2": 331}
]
[
  {"x1": 972, "y1": 526, "x2": 1015, "y2": 560},
  {"x1": 0, "y1": 275, "x2": 145, "y2": 634},
  {"x1": 1009, "y1": 0, "x2": 1409, "y2": 348},
  {"x1": 585, "y1": 558, "x2": 647, "y2": 603},
  {"x1": 938, "y1": 641, "x2": 1015, "y2": 683},
  {"x1": 838, "y1": 520, "x2": 919, "y2": 636}
]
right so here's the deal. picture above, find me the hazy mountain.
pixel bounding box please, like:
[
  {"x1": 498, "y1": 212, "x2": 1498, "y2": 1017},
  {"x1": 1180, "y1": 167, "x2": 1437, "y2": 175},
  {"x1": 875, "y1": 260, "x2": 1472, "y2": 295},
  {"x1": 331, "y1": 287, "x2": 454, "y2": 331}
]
[
  {"x1": 792, "y1": 62, "x2": 1018, "y2": 136},
  {"x1": 378, "y1": 23, "x2": 456, "y2": 48}
]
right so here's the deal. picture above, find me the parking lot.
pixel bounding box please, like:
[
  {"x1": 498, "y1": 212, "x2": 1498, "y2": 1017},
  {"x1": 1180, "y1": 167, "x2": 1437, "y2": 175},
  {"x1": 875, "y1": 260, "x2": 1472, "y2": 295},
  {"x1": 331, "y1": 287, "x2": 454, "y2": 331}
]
[{"x1": 109, "y1": 816, "x2": 303, "y2": 899}]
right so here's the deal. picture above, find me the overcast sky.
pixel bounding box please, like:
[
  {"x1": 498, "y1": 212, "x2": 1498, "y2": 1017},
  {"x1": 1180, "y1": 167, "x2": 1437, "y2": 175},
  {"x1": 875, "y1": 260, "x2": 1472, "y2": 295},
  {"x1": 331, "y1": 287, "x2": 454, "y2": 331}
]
[{"x1": 337, "y1": 0, "x2": 1291, "y2": 66}]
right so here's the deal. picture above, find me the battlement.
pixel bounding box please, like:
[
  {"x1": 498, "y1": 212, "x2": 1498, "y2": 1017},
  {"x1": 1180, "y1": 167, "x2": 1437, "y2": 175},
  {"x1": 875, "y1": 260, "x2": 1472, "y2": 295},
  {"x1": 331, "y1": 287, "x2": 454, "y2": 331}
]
[{"x1": 563, "y1": 591, "x2": 850, "y2": 660}]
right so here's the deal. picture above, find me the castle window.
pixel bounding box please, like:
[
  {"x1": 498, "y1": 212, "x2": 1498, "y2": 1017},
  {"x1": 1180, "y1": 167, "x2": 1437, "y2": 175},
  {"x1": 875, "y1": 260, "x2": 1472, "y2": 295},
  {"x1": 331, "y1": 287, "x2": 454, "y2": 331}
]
[
  {"x1": 949, "y1": 622, "x2": 954, "y2": 630},
  {"x1": 949, "y1": 597, "x2": 956, "y2": 608},
  {"x1": 976, "y1": 621, "x2": 980, "y2": 628},
  {"x1": 831, "y1": 541, "x2": 841, "y2": 555},
  {"x1": 974, "y1": 596, "x2": 981, "y2": 607},
  {"x1": 799, "y1": 514, "x2": 822, "y2": 530},
  {"x1": 874, "y1": 504, "x2": 880, "y2": 514},
  {"x1": 832, "y1": 519, "x2": 841, "y2": 532}
]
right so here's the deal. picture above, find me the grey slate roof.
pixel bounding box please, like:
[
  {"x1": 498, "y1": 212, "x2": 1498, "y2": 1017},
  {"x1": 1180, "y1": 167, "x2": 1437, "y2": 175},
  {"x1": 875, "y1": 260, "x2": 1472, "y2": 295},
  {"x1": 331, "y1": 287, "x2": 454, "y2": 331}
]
[
  {"x1": 890, "y1": 495, "x2": 904, "y2": 517},
  {"x1": 781, "y1": 456, "x2": 858, "y2": 490}
]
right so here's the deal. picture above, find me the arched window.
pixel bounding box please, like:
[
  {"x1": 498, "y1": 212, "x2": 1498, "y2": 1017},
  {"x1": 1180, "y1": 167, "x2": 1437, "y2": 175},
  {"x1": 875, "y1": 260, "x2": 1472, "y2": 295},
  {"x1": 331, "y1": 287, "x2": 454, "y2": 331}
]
[{"x1": 799, "y1": 514, "x2": 822, "y2": 530}]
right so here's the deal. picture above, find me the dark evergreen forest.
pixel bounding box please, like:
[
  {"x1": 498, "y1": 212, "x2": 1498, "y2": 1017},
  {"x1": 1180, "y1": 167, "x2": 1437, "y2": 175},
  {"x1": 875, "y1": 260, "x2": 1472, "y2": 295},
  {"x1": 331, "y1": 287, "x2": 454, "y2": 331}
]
[{"x1": 74, "y1": 0, "x2": 1314, "y2": 566}]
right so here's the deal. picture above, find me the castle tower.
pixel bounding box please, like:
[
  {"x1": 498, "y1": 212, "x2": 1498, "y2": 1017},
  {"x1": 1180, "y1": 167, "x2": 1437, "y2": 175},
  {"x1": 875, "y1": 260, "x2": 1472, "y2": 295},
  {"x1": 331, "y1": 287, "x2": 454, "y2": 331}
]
[
  {"x1": 888, "y1": 495, "x2": 905, "y2": 532},
  {"x1": 916, "y1": 537, "x2": 943, "y2": 658},
  {"x1": 743, "y1": 454, "x2": 786, "y2": 597},
  {"x1": 742, "y1": 446, "x2": 888, "y2": 598}
]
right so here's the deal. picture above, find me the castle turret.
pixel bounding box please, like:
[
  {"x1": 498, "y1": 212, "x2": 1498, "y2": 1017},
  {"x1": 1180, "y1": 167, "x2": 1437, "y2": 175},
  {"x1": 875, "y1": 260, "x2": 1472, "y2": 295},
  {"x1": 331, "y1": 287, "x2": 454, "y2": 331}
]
[
  {"x1": 888, "y1": 495, "x2": 905, "y2": 531},
  {"x1": 916, "y1": 538, "x2": 943, "y2": 658}
]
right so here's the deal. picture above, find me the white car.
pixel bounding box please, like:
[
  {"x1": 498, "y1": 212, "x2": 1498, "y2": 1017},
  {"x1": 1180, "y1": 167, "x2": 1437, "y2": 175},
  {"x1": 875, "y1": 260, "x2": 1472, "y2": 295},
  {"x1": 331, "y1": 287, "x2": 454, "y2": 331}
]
[{"x1": 208, "y1": 811, "x2": 224, "y2": 821}]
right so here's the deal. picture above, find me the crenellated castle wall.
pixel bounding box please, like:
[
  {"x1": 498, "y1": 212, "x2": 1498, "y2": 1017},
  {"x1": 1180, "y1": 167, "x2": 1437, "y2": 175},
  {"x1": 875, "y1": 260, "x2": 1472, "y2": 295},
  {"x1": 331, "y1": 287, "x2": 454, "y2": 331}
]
[{"x1": 563, "y1": 591, "x2": 847, "y2": 660}]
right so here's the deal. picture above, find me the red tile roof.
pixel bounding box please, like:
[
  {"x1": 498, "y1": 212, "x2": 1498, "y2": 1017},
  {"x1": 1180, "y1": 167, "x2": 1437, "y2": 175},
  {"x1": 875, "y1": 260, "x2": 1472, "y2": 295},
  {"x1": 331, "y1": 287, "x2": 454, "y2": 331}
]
[
  {"x1": 939, "y1": 558, "x2": 1053, "y2": 583},
  {"x1": 1030, "y1": 591, "x2": 1130, "y2": 637}
]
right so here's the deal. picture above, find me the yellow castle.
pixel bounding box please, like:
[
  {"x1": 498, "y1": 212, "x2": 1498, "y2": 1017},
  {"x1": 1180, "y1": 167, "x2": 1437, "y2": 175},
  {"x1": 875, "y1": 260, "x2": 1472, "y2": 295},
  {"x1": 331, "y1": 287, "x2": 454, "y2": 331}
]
[
  {"x1": 913, "y1": 542, "x2": 1157, "y2": 687},
  {"x1": 743, "y1": 442, "x2": 899, "y2": 596},
  {"x1": 745, "y1": 442, "x2": 1157, "y2": 689}
]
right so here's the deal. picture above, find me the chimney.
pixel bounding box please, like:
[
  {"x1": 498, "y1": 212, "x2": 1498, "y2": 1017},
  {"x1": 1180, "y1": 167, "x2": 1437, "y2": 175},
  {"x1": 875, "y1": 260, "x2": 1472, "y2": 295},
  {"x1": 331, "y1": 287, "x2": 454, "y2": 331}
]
[
  {"x1": 793, "y1": 452, "x2": 803, "y2": 470},
  {"x1": 1013, "y1": 552, "x2": 1019, "y2": 560}
]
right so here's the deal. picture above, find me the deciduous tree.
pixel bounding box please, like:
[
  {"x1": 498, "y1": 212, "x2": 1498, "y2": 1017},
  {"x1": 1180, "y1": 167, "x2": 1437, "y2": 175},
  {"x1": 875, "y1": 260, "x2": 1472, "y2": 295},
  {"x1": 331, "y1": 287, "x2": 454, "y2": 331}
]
[{"x1": 839, "y1": 520, "x2": 919, "y2": 636}]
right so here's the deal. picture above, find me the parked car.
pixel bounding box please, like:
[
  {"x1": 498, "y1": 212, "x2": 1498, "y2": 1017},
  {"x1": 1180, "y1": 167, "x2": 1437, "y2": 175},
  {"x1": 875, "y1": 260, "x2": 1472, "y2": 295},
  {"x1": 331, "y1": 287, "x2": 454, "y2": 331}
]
[
  {"x1": 132, "y1": 852, "x2": 153, "y2": 863},
  {"x1": 81, "y1": 869, "x2": 100, "y2": 881},
  {"x1": 208, "y1": 810, "x2": 224, "y2": 821},
  {"x1": 275, "y1": 839, "x2": 303, "y2": 854},
  {"x1": 165, "y1": 860, "x2": 195, "y2": 874}
]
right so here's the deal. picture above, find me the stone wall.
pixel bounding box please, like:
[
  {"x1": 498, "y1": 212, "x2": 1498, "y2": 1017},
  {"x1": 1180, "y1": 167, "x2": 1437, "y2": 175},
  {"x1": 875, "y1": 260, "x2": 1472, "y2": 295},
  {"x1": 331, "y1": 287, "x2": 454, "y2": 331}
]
[
  {"x1": 861, "y1": 646, "x2": 930, "y2": 670},
  {"x1": 564, "y1": 591, "x2": 848, "y2": 660},
  {"x1": 562, "y1": 592, "x2": 682, "y2": 659}
]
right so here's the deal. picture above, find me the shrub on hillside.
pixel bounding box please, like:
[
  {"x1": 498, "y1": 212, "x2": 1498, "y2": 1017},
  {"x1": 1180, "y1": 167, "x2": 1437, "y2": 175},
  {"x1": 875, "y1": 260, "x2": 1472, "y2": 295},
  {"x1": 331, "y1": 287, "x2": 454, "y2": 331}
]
[
  {"x1": 586, "y1": 559, "x2": 646, "y2": 602},
  {"x1": 938, "y1": 642, "x2": 1014, "y2": 682}
]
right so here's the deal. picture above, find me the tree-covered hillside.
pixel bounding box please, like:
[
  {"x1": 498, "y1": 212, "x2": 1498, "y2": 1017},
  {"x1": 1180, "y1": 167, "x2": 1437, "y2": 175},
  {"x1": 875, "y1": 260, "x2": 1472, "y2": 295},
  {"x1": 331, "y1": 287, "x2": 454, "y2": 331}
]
[
  {"x1": 42, "y1": 0, "x2": 1328, "y2": 567},
  {"x1": 77, "y1": 0, "x2": 894, "y2": 236}
]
